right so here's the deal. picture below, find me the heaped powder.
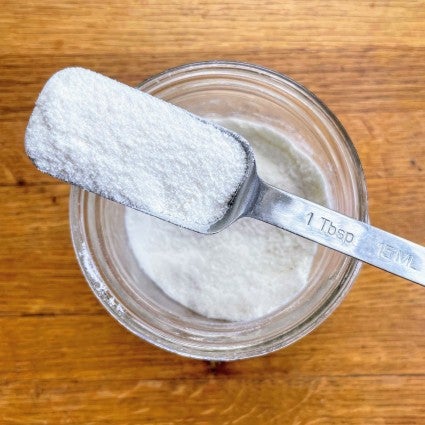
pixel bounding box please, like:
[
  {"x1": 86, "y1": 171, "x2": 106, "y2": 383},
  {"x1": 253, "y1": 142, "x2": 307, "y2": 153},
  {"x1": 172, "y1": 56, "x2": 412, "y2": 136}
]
[
  {"x1": 125, "y1": 119, "x2": 328, "y2": 321},
  {"x1": 25, "y1": 67, "x2": 247, "y2": 231}
]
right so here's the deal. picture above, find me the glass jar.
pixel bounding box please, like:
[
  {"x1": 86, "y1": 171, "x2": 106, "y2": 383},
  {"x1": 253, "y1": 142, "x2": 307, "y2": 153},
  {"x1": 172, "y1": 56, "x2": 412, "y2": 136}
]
[{"x1": 69, "y1": 61, "x2": 368, "y2": 360}]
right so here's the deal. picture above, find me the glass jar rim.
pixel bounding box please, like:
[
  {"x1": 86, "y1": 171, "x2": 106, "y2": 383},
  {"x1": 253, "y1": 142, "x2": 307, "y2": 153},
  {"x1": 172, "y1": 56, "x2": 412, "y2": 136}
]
[{"x1": 70, "y1": 60, "x2": 368, "y2": 360}]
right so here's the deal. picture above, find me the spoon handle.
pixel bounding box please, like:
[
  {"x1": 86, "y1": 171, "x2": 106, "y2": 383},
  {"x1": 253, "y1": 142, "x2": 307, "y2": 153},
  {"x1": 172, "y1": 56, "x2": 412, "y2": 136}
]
[{"x1": 249, "y1": 180, "x2": 425, "y2": 286}]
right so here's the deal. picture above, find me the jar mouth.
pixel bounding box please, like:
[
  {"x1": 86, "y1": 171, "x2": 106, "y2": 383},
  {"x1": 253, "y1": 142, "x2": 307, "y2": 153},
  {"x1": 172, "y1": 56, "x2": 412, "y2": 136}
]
[{"x1": 69, "y1": 61, "x2": 368, "y2": 360}]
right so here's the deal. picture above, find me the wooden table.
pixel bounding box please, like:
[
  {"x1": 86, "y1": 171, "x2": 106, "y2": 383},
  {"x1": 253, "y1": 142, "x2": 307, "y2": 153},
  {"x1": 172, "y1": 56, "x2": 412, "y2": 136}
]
[{"x1": 1, "y1": 1, "x2": 424, "y2": 423}]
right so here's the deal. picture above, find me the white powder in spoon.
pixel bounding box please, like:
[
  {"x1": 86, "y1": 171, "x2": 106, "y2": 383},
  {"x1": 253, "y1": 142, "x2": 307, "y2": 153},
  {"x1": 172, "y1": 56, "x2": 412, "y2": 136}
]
[
  {"x1": 125, "y1": 119, "x2": 328, "y2": 322},
  {"x1": 25, "y1": 67, "x2": 247, "y2": 231}
]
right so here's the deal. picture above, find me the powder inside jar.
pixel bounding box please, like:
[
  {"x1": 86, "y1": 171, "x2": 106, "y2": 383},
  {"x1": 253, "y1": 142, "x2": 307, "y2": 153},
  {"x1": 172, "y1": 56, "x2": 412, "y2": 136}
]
[{"x1": 125, "y1": 118, "x2": 329, "y2": 321}]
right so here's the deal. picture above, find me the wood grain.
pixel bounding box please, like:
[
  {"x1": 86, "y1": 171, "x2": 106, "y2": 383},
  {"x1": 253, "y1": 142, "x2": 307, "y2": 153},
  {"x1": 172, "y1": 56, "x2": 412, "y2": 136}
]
[
  {"x1": 2, "y1": 0, "x2": 425, "y2": 56},
  {"x1": 1, "y1": 1, "x2": 424, "y2": 424}
]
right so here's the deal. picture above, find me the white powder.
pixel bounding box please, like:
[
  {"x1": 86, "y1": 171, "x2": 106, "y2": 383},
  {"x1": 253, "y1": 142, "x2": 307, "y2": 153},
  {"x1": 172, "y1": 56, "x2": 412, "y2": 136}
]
[
  {"x1": 125, "y1": 119, "x2": 328, "y2": 322},
  {"x1": 25, "y1": 67, "x2": 247, "y2": 231}
]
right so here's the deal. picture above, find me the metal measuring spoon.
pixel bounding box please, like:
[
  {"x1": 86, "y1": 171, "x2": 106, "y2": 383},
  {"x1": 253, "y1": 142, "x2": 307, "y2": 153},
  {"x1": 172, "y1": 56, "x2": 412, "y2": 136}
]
[
  {"x1": 29, "y1": 118, "x2": 425, "y2": 286},
  {"x1": 25, "y1": 68, "x2": 424, "y2": 286}
]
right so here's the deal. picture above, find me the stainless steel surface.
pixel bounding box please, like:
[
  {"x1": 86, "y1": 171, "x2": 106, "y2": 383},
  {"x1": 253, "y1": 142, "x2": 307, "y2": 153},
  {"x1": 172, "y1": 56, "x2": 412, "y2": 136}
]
[
  {"x1": 33, "y1": 102, "x2": 423, "y2": 285},
  {"x1": 207, "y1": 137, "x2": 425, "y2": 286},
  {"x1": 250, "y1": 180, "x2": 425, "y2": 286}
]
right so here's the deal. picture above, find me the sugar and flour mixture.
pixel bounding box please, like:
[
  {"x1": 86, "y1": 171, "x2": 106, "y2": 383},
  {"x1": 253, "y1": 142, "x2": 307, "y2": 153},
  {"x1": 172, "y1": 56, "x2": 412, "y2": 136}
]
[{"x1": 125, "y1": 119, "x2": 328, "y2": 321}]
